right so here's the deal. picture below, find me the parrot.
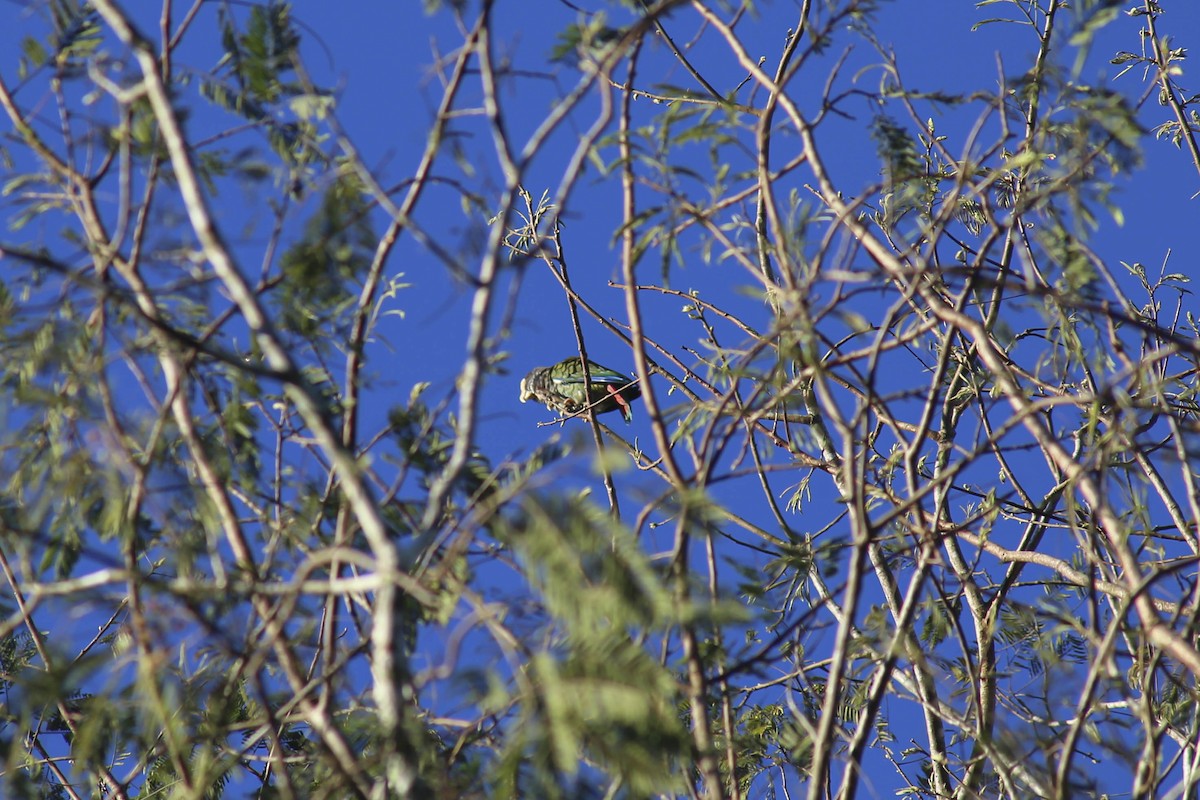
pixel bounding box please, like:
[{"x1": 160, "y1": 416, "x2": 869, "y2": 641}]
[{"x1": 519, "y1": 357, "x2": 641, "y2": 423}]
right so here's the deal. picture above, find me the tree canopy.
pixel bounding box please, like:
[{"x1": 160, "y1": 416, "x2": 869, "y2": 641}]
[{"x1": 1, "y1": 1, "x2": 1200, "y2": 798}]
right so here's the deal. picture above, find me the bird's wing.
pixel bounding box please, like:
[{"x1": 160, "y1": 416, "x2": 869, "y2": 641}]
[{"x1": 553, "y1": 368, "x2": 631, "y2": 386}]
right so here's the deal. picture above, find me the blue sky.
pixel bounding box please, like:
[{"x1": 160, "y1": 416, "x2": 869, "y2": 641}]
[{"x1": 4, "y1": 0, "x2": 1200, "y2": 795}]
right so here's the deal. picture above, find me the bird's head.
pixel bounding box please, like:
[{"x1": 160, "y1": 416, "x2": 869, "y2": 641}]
[{"x1": 519, "y1": 369, "x2": 546, "y2": 404}]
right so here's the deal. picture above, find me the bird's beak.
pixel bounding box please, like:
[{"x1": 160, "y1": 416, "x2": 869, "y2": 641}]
[{"x1": 518, "y1": 377, "x2": 529, "y2": 403}]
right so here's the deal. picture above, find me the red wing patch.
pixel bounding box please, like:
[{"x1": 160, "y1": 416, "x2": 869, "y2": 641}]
[{"x1": 606, "y1": 384, "x2": 630, "y2": 412}]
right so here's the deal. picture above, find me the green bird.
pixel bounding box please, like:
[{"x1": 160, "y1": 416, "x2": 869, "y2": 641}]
[{"x1": 519, "y1": 357, "x2": 642, "y2": 423}]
